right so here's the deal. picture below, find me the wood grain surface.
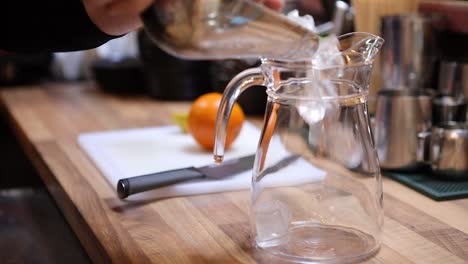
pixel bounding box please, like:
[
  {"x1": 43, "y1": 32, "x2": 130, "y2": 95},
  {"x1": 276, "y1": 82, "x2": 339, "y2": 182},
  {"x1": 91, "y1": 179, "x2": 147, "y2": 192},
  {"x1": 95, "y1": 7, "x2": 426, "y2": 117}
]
[{"x1": 1, "y1": 82, "x2": 467, "y2": 264}]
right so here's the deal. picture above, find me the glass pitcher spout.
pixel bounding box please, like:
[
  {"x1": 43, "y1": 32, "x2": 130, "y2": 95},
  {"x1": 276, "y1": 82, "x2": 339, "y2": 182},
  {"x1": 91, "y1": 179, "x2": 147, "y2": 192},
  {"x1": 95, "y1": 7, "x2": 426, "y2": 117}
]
[
  {"x1": 336, "y1": 32, "x2": 384, "y2": 65},
  {"x1": 311, "y1": 32, "x2": 384, "y2": 69}
]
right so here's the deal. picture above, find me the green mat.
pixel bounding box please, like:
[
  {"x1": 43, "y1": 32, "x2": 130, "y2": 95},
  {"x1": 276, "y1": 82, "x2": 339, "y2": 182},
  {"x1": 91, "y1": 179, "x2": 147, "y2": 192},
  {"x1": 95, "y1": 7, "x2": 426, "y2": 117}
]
[{"x1": 383, "y1": 171, "x2": 468, "y2": 201}]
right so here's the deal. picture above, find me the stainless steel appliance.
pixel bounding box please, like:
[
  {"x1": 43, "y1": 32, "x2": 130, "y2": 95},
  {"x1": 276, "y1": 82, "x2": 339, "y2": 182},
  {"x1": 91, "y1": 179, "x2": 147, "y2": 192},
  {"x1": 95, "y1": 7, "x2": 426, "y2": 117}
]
[{"x1": 374, "y1": 90, "x2": 433, "y2": 170}]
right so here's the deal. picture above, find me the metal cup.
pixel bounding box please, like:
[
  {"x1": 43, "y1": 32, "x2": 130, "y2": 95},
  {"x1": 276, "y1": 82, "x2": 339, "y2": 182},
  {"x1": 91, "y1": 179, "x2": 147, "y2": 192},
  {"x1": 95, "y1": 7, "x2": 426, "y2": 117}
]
[
  {"x1": 374, "y1": 89, "x2": 433, "y2": 170},
  {"x1": 418, "y1": 122, "x2": 468, "y2": 180}
]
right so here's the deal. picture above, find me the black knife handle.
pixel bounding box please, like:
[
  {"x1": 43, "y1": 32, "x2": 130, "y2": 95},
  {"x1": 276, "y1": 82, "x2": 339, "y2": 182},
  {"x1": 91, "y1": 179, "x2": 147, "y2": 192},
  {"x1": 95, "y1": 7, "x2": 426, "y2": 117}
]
[{"x1": 117, "y1": 167, "x2": 204, "y2": 199}]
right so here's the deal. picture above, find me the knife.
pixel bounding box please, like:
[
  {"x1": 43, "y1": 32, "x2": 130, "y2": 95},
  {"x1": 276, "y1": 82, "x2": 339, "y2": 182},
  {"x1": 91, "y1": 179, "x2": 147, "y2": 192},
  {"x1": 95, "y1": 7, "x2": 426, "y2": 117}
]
[{"x1": 117, "y1": 154, "x2": 255, "y2": 199}]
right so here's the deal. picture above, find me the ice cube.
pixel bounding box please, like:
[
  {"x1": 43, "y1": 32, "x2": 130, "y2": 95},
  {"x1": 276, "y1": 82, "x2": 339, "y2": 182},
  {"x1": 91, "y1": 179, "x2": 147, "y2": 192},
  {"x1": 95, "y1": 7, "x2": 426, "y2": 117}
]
[
  {"x1": 286, "y1": 10, "x2": 316, "y2": 32},
  {"x1": 254, "y1": 200, "x2": 290, "y2": 247},
  {"x1": 312, "y1": 35, "x2": 344, "y2": 68},
  {"x1": 297, "y1": 101, "x2": 326, "y2": 124}
]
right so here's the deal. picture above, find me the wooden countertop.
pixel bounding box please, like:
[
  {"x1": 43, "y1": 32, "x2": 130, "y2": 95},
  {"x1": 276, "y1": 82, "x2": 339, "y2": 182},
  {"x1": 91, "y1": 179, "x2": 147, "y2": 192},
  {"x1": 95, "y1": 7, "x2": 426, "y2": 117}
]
[{"x1": 1, "y1": 82, "x2": 467, "y2": 263}]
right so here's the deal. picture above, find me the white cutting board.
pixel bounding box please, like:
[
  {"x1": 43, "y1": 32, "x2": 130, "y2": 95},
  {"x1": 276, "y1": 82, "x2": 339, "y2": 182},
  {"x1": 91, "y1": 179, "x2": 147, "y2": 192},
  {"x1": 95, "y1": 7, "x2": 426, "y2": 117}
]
[{"x1": 78, "y1": 122, "x2": 325, "y2": 201}]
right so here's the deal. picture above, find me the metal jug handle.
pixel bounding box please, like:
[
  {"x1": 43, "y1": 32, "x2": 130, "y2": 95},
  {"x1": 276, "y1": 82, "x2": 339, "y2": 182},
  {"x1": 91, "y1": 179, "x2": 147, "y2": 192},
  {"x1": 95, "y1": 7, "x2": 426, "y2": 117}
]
[{"x1": 417, "y1": 130, "x2": 432, "y2": 163}]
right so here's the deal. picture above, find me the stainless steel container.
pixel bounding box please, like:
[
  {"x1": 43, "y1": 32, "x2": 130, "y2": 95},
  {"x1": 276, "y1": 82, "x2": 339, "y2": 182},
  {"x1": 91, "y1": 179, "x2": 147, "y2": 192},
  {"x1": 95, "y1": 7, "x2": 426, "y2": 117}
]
[
  {"x1": 437, "y1": 61, "x2": 468, "y2": 99},
  {"x1": 380, "y1": 14, "x2": 443, "y2": 90},
  {"x1": 418, "y1": 122, "x2": 468, "y2": 180},
  {"x1": 432, "y1": 96, "x2": 467, "y2": 125},
  {"x1": 374, "y1": 90, "x2": 433, "y2": 170}
]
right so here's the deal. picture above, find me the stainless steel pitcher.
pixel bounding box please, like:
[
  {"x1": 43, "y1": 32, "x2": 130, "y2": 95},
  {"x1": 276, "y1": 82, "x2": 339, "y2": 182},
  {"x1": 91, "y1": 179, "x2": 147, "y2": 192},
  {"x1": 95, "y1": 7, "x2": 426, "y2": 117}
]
[{"x1": 418, "y1": 122, "x2": 468, "y2": 180}]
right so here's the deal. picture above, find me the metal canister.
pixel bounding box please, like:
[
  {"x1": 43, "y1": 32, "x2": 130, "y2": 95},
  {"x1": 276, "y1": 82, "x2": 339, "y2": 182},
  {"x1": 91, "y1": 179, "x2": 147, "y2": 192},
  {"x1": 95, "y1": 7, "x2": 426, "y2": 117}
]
[
  {"x1": 374, "y1": 89, "x2": 433, "y2": 170},
  {"x1": 380, "y1": 14, "x2": 443, "y2": 91}
]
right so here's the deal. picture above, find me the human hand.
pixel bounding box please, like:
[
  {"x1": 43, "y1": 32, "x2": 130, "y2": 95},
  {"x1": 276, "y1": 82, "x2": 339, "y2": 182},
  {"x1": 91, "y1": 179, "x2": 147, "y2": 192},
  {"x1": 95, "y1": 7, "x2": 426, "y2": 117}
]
[
  {"x1": 254, "y1": 0, "x2": 284, "y2": 11},
  {"x1": 83, "y1": 0, "x2": 284, "y2": 36}
]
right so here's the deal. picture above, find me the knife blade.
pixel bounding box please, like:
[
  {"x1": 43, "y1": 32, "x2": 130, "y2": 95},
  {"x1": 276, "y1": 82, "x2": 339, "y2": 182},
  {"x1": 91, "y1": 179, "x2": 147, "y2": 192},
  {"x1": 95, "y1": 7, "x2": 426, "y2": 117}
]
[{"x1": 117, "y1": 154, "x2": 255, "y2": 199}]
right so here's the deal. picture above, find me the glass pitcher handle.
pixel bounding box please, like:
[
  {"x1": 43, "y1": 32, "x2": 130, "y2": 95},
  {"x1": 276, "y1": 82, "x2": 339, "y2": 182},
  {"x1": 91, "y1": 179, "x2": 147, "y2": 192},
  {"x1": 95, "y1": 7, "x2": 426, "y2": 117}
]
[{"x1": 214, "y1": 68, "x2": 266, "y2": 162}]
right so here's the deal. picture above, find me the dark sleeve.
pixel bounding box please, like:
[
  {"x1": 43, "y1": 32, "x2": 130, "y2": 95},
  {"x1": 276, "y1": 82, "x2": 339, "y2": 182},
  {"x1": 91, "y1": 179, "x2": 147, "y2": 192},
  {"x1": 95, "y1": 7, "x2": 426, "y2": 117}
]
[{"x1": 1, "y1": 0, "x2": 120, "y2": 53}]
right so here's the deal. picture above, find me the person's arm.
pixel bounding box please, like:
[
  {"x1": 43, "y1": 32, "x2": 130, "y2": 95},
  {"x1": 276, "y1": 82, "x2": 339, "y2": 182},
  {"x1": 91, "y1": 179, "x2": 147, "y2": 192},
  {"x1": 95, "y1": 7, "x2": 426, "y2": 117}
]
[
  {"x1": 1, "y1": 0, "x2": 118, "y2": 53},
  {"x1": 82, "y1": 0, "x2": 284, "y2": 36}
]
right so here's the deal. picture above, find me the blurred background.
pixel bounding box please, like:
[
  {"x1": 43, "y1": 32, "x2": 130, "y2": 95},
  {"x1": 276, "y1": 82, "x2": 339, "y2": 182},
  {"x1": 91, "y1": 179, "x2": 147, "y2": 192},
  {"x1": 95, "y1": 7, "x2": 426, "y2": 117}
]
[{"x1": 0, "y1": 0, "x2": 467, "y2": 261}]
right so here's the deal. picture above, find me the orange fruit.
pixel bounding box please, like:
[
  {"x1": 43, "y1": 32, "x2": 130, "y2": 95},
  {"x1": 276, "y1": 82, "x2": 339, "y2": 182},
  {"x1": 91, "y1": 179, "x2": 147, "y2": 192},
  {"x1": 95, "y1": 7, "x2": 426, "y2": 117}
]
[{"x1": 188, "y1": 92, "x2": 245, "y2": 150}]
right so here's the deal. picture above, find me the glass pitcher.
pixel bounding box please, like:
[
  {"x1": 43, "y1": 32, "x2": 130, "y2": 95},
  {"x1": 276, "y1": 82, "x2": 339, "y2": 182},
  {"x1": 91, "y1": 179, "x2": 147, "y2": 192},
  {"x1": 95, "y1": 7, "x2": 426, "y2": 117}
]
[
  {"x1": 141, "y1": 0, "x2": 319, "y2": 60},
  {"x1": 214, "y1": 32, "x2": 384, "y2": 263}
]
